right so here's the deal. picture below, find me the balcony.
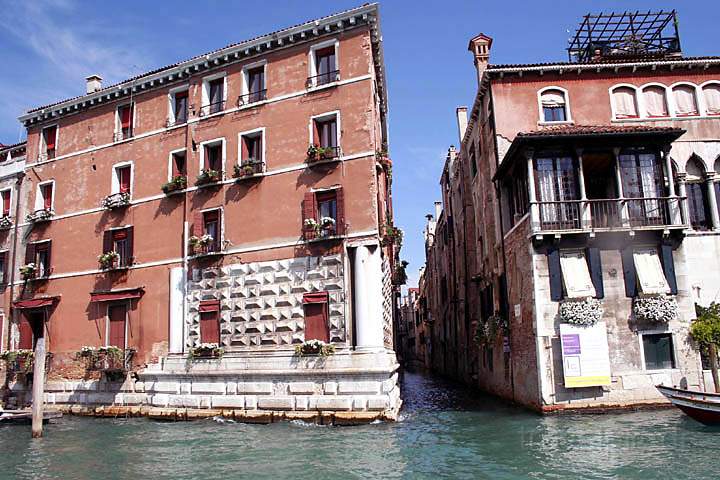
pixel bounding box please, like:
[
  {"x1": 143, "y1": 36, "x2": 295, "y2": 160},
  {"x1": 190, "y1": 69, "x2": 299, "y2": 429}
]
[
  {"x1": 199, "y1": 100, "x2": 226, "y2": 117},
  {"x1": 306, "y1": 145, "x2": 341, "y2": 165},
  {"x1": 237, "y1": 90, "x2": 267, "y2": 106},
  {"x1": 232, "y1": 160, "x2": 264, "y2": 180}
]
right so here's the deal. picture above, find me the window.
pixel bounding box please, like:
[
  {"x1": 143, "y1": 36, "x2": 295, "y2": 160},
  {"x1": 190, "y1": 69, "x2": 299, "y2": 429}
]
[
  {"x1": 548, "y1": 248, "x2": 603, "y2": 301},
  {"x1": 107, "y1": 303, "x2": 127, "y2": 348},
  {"x1": 170, "y1": 89, "x2": 189, "y2": 125},
  {"x1": 201, "y1": 140, "x2": 224, "y2": 173},
  {"x1": 116, "y1": 104, "x2": 134, "y2": 140},
  {"x1": 170, "y1": 150, "x2": 187, "y2": 178},
  {"x1": 26, "y1": 241, "x2": 52, "y2": 278},
  {"x1": 193, "y1": 209, "x2": 222, "y2": 253},
  {"x1": 702, "y1": 83, "x2": 720, "y2": 116},
  {"x1": 114, "y1": 164, "x2": 132, "y2": 195},
  {"x1": 0, "y1": 251, "x2": 7, "y2": 284},
  {"x1": 202, "y1": 76, "x2": 225, "y2": 115},
  {"x1": 534, "y1": 156, "x2": 579, "y2": 228},
  {"x1": 240, "y1": 131, "x2": 263, "y2": 163},
  {"x1": 302, "y1": 188, "x2": 345, "y2": 239},
  {"x1": 619, "y1": 150, "x2": 666, "y2": 224},
  {"x1": 103, "y1": 227, "x2": 134, "y2": 268},
  {"x1": 303, "y1": 292, "x2": 330, "y2": 342},
  {"x1": 312, "y1": 113, "x2": 339, "y2": 157},
  {"x1": 642, "y1": 86, "x2": 668, "y2": 117},
  {"x1": 36, "y1": 181, "x2": 54, "y2": 211},
  {"x1": 685, "y1": 157, "x2": 711, "y2": 231},
  {"x1": 539, "y1": 88, "x2": 569, "y2": 122},
  {"x1": 672, "y1": 84, "x2": 699, "y2": 117},
  {"x1": 611, "y1": 86, "x2": 639, "y2": 118},
  {"x1": 642, "y1": 333, "x2": 675, "y2": 370},
  {"x1": 42, "y1": 125, "x2": 58, "y2": 159},
  {"x1": 199, "y1": 302, "x2": 220, "y2": 344},
  {"x1": 559, "y1": 250, "x2": 596, "y2": 298},
  {"x1": 469, "y1": 143, "x2": 477, "y2": 178},
  {"x1": 1, "y1": 189, "x2": 10, "y2": 217},
  {"x1": 244, "y1": 66, "x2": 266, "y2": 104},
  {"x1": 309, "y1": 43, "x2": 338, "y2": 87}
]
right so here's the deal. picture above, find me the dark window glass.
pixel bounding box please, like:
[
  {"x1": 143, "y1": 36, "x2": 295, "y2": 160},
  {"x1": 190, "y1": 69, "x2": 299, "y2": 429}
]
[
  {"x1": 316, "y1": 117, "x2": 337, "y2": 148},
  {"x1": 172, "y1": 152, "x2": 186, "y2": 176},
  {"x1": 36, "y1": 244, "x2": 50, "y2": 277},
  {"x1": 203, "y1": 210, "x2": 220, "y2": 252},
  {"x1": 244, "y1": 135, "x2": 263, "y2": 162},
  {"x1": 687, "y1": 182, "x2": 711, "y2": 230},
  {"x1": 543, "y1": 106, "x2": 566, "y2": 122},
  {"x1": 174, "y1": 91, "x2": 188, "y2": 124},
  {"x1": 209, "y1": 79, "x2": 224, "y2": 113},
  {"x1": 315, "y1": 47, "x2": 336, "y2": 85},
  {"x1": 205, "y1": 144, "x2": 222, "y2": 171},
  {"x1": 642, "y1": 333, "x2": 676, "y2": 370},
  {"x1": 247, "y1": 67, "x2": 265, "y2": 102}
]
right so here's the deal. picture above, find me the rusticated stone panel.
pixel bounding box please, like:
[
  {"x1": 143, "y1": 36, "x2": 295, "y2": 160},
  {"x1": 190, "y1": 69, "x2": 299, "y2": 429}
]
[
  {"x1": 187, "y1": 254, "x2": 345, "y2": 349},
  {"x1": 382, "y1": 255, "x2": 393, "y2": 348}
]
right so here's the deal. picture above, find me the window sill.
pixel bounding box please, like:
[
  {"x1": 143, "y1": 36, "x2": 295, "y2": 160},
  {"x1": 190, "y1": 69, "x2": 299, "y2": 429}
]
[
  {"x1": 537, "y1": 120, "x2": 574, "y2": 126},
  {"x1": 237, "y1": 99, "x2": 268, "y2": 111},
  {"x1": 197, "y1": 109, "x2": 228, "y2": 121},
  {"x1": 612, "y1": 115, "x2": 720, "y2": 123},
  {"x1": 190, "y1": 250, "x2": 224, "y2": 260},
  {"x1": 306, "y1": 81, "x2": 340, "y2": 94}
]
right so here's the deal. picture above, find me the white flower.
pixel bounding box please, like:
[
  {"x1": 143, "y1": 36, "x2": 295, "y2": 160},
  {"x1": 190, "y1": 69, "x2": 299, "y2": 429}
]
[
  {"x1": 634, "y1": 295, "x2": 678, "y2": 323},
  {"x1": 559, "y1": 297, "x2": 603, "y2": 326}
]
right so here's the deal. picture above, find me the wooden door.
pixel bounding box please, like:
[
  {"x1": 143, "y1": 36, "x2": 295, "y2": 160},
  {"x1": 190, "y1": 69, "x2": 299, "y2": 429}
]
[
  {"x1": 108, "y1": 304, "x2": 127, "y2": 348},
  {"x1": 199, "y1": 311, "x2": 220, "y2": 344},
  {"x1": 18, "y1": 317, "x2": 34, "y2": 350},
  {"x1": 304, "y1": 303, "x2": 329, "y2": 342}
]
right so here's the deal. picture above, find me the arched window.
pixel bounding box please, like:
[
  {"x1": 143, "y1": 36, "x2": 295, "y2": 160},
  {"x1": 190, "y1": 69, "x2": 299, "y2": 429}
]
[
  {"x1": 539, "y1": 88, "x2": 568, "y2": 122},
  {"x1": 672, "y1": 84, "x2": 699, "y2": 117},
  {"x1": 611, "y1": 86, "x2": 639, "y2": 118},
  {"x1": 702, "y1": 83, "x2": 720, "y2": 116},
  {"x1": 642, "y1": 85, "x2": 668, "y2": 118},
  {"x1": 685, "y1": 156, "x2": 711, "y2": 230}
]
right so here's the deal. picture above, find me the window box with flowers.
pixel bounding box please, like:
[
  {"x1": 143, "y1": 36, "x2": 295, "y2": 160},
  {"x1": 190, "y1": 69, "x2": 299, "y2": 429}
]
[
  {"x1": 101, "y1": 192, "x2": 130, "y2": 210},
  {"x1": 0, "y1": 216, "x2": 12, "y2": 229},
  {"x1": 1, "y1": 349, "x2": 36, "y2": 374},
  {"x1": 303, "y1": 217, "x2": 336, "y2": 240},
  {"x1": 189, "y1": 234, "x2": 219, "y2": 256},
  {"x1": 306, "y1": 144, "x2": 339, "y2": 164},
  {"x1": 97, "y1": 251, "x2": 121, "y2": 270},
  {"x1": 161, "y1": 175, "x2": 187, "y2": 195},
  {"x1": 392, "y1": 261, "x2": 409, "y2": 286},
  {"x1": 19, "y1": 263, "x2": 37, "y2": 281},
  {"x1": 633, "y1": 295, "x2": 679, "y2": 323},
  {"x1": 381, "y1": 222, "x2": 403, "y2": 247},
  {"x1": 294, "y1": 339, "x2": 335, "y2": 357},
  {"x1": 232, "y1": 161, "x2": 264, "y2": 180},
  {"x1": 559, "y1": 297, "x2": 604, "y2": 326},
  {"x1": 189, "y1": 343, "x2": 224, "y2": 360},
  {"x1": 26, "y1": 208, "x2": 54, "y2": 223},
  {"x1": 195, "y1": 169, "x2": 223, "y2": 187},
  {"x1": 77, "y1": 346, "x2": 134, "y2": 373}
]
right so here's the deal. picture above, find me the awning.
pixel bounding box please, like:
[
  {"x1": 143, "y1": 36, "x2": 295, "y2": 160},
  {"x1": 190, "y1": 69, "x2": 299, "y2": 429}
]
[
  {"x1": 303, "y1": 292, "x2": 329, "y2": 304},
  {"x1": 90, "y1": 287, "x2": 144, "y2": 303},
  {"x1": 199, "y1": 300, "x2": 220, "y2": 312},
  {"x1": 13, "y1": 296, "x2": 60, "y2": 309}
]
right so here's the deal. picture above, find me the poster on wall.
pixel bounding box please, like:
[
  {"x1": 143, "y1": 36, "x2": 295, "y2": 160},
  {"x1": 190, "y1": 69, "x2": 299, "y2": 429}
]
[{"x1": 559, "y1": 322, "x2": 611, "y2": 388}]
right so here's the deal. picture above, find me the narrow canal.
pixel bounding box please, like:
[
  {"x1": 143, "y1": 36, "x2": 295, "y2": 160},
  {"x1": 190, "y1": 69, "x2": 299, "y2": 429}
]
[{"x1": 0, "y1": 370, "x2": 716, "y2": 479}]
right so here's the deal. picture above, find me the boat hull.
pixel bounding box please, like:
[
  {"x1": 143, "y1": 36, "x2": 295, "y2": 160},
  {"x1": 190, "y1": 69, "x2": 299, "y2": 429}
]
[{"x1": 656, "y1": 385, "x2": 720, "y2": 425}]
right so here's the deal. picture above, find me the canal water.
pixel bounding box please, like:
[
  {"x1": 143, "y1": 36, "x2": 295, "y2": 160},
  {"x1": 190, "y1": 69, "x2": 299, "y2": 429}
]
[{"x1": 0, "y1": 370, "x2": 716, "y2": 479}]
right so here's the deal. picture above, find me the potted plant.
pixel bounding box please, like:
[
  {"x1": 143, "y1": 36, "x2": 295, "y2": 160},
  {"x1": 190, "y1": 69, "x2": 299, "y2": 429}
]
[
  {"x1": 303, "y1": 218, "x2": 319, "y2": 239},
  {"x1": 97, "y1": 251, "x2": 120, "y2": 270},
  {"x1": 1, "y1": 349, "x2": 35, "y2": 374},
  {"x1": 559, "y1": 297, "x2": 604, "y2": 326},
  {"x1": 233, "y1": 163, "x2": 259, "y2": 179},
  {"x1": 381, "y1": 223, "x2": 403, "y2": 247},
  {"x1": 319, "y1": 216, "x2": 336, "y2": 236},
  {"x1": 101, "y1": 192, "x2": 131, "y2": 210},
  {"x1": 195, "y1": 169, "x2": 222, "y2": 186},
  {"x1": 306, "y1": 144, "x2": 337, "y2": 163},
  {"x1": 161, "y1": 175, "x2": 187, "y2": 194},
  {"x1": 26, "y1": 208, "x2": 54, "y2": 223},
  {"x1": 189, "y1": 343, "x2": 224, "y2": 359},
  {"x1": 633, "y1": 295, "x2": 678, "y2": 323},
  {"x1": 392, "y1": 261, "x2": 409, "y2": 286},
  {"x1": 189, "y1": 234, "x2": 214, "y2": 255},
  {"x1": 294, "y1": 339, "x2": 335, "y2": 356},
  {"x1": 19, "y1": 263, "x2": 37, "y2": 280},
  {"x1": 0, "y1": 216, "x2": 12, "y2": 229}
]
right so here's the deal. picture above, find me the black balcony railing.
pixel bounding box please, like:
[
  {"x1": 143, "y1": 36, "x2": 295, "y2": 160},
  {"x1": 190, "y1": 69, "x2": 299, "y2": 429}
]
[
  {"x1": 307, "y1": 145, "x2": 341, "y2": 164},
  {"x1": 588, "y1": 199, "x2": 622, "y2": 229},
  {"x1": 538, "y1": 200, "x2": 582, "y2": 230},
  {"x1": 237, "y1": 90, "x2": 267, "y2": 106},
  {"x1": 199, "y1": 100, "x2": 226, "y2": 117},
  {"x1": 626, "y1": 197, "x2": 673, "y2": 227},
  {"x1": 307, "y1": 70, "x2": 340, "y2": 88}
]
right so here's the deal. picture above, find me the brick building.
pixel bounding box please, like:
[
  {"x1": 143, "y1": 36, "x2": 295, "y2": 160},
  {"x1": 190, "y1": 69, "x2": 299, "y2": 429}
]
[
  {"x1": 421, "y1": 12, "x2": 720, "y2": 411},
  {"x1": 2, "y1": 4, "x2": 402, "y2": 422}
]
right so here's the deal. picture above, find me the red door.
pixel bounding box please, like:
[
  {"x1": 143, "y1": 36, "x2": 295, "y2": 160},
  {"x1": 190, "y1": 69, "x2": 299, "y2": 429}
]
[
  {"x1": 108, "y1": 304, "x2": 126, "y2": 348},
  {"x1": 18, "y1": 317, "x2": 34, "y2": 350},
  {"x1": 199, "y1": 311, "x2": 220, "y2": 344},
  {"x1": 304, "y1": 303, "x2": 329, "y2": 342}
]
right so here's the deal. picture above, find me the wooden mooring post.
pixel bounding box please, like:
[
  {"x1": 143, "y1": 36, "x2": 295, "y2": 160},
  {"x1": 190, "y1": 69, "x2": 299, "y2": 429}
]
[{"x1": 31, "y1": 337, "x2": 46, "y2": 438}]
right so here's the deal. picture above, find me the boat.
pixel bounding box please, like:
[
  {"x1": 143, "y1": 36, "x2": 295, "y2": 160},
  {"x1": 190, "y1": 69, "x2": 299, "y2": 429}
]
[
  {"x1": 0, "y1": 409, "x2": 63, "y2": 425},
  {"x1": 656, "y1": 385, "x2": 720, "y2": 425}
]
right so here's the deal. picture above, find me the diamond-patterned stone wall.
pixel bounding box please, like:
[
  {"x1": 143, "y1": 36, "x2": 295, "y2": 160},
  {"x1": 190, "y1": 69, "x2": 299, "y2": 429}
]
[
  {"x1": 187, "y1": 255, "x2": 345, "y2": 349},
  {"x1": 382, "y1": 255, "x2": 394, "y2": 348}
]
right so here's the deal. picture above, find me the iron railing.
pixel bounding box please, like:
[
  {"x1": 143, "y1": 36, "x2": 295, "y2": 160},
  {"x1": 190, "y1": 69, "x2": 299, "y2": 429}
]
[
  {"x1": 307, "y1": 70, "x2": 340, "y2": 88},
  {"x1": 199, "y1": 100, "x2": 226, "y2": 117},
  {"x1": 237, "y1": 89, "x2": 267, "y2": 106},
  {"x1": 538, "y1": 200, "x2": 582, "y2": 230}
]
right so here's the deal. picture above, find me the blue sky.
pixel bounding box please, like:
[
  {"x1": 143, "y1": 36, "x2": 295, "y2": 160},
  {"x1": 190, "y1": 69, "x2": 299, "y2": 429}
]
[{"x1": 0, "y1": 0, "x2": 717, "y2": 288}]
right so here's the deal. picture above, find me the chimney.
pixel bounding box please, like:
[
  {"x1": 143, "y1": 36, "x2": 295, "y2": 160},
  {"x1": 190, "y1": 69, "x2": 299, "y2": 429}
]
[
  {"x1": 85, "y1": 75, "x2": 103, "y2": 94},
  {"x1": 434, "y1": 201, "x2": 442, "y2": 220},
  {"x1": 468, "y1": 33, "x2": 493, "y2": 88},
  {"x1": 456, "y1": 107, "x2": 468, "y2": 144}
]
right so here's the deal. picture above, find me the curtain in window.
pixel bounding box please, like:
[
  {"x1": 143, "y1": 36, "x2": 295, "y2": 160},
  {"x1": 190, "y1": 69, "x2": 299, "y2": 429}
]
[
  {"x1": 209, "y1": 79, "x2": 223, "y2": 110},
  {"x1": 672, "y1": 85, "x2": 698, "y2": 116},
  {"x1": 620, "y1": 152, "x2": 664, "y2": 221},
  {"x1": 612, "y1": 87, "x2": 638, "y2": 118},
  {"x1": 703, "y1": 84, "x2": 720, "y2": 115},
  {"x1": 535, "y1": 157, "x2": 578, "y2": 225},
  {"x1": 174, "y1": 91, "x2": 188, "y2": 123},
  {"x1": 536, "y1": 158, "x2": 558, "y2": 223},
  {"x1": 541, "y1": 90, "x2": 565, "y2": 107},
  {"x1": 643, "y1": 87, "x2": 668, "y2": 117},
  {"x1": 559, "y1": 250, "x2": 596, "y2": 298},
  {"x1": 633, "y1": 248, "x2": 670, "y2": 294}
]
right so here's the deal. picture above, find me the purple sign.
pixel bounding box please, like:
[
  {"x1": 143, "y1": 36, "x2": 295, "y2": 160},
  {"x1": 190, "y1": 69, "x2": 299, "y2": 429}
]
[{"x1": 562, "y1": 334, "x2": 581, "y2": 355}]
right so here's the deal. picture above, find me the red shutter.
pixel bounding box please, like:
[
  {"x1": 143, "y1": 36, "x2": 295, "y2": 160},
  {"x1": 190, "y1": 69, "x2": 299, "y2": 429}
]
[
  {"x1": 1, "y1": 190, "x2": 10, "y2": 216},
  {"x1": 312, "y1": 120, "x2": 320, "y2": 145},
  {"x1": 302, "y1": 192, "x2": 317, "y2": 237},
  {"x1": 303, "y1": 301, "x2": 329, "y2": 342},
  {"x1": 215, "y1": 213, "x2": 222, "y2": 250},
  {"x1": 335, "y1": 187, "x2": 345, "y2": 235},
  {"x1": 126, "y1": 226, "x2": 134, "y2": 263},
  {"x1": 120, "y1": 105, "x2": 132, "y2": 129},
  {"x1": 102, "y1": 230, "x2": 113, "y2": 254},
  {"x1": 118, "y1": 166, "x2": 131, "y2": 193},
  {"x1": 108, "y1": 304, "x2": 127, "y2": 348},
  {"x1": 199, "y1": 310, "x2": 220, "y2": 344},
  {"x1": 42, "y1": 184, "x2": 53, "y2": 210},
  {"x1": 45, "y1": 126, "x2": 57, "y2": 151},
  {"x1": 18, "y1": 318, "x2": 34, "y2": 350},
  {"x1": 24, "y1": 243, "x2": 36, "y2": 265},
  {"x1": 241, "y1": 136, "x2": 249, "y2": 161},
  {"x1": 256, "y1": 135, "x2": 263, "y2": 162},
  {"x1": 44, "y1": 240, "x2": 52, "y2": 274},
  {"x1": 0, "y1": 251, "x2": 7, "y2": 284},
  {"x1": 192, "y1": 211, "x2": 204, "y2": 237}
]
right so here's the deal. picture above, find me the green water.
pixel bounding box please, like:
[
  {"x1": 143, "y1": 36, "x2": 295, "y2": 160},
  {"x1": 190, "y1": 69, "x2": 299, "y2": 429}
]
[{"x1": 0, "y1": 371, "x2": 716, "y2": 479}]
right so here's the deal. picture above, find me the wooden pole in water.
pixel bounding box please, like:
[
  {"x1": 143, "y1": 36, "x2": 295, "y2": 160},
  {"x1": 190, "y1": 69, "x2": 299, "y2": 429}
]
[{"x1": 31, "y1": 336, "x2": 46, "y2": 438}]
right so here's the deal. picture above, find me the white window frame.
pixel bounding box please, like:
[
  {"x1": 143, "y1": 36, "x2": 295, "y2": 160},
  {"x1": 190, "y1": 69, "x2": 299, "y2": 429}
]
[
  {"x1": 198, "y1": 137, "x2": 226, "y2": 174},
  {"x1": 114, "y1": 102, "x2": 136, "y2": 141},
  {"x1": 638, "y1": 330, "x2": 678, "y2": 372},
  {"x1": 0, "y1": 187, "x2": 12, "y2": 217},
  {"x1": 111, "y1": 161, "x2": 134, "y2": 197},
  {"x1": 105, "y1": 301, "x2": 129, "y2": 349},
  {"x1": 237, "y1": 127, "x2": 266, "y2": 165},
  {"x1": 0, "y1": 249, "x2": 9, "y2": 285},
  {"x1": 34, "y1": 180, "x2": 55, "y2": 212},
  {"x1": 167, "y1": 84, "x2": 190, "y2": 126},
  {"x1": 307, "y1": 39, "x2": 340, "y2": 89},
  {"x1": 200, "y1": 206, "x2": 224, "y2": 250},
  {"x1": 608, "y1": 84, "x2": 640, "y2": 120},
  {"x1": 699, "y1": 80, "x2": 720, "y2": 117},
  {"x1": 39, "y1": 123, "x2": 59, "y2": 161},
  {"x1": 201, "y1": 72, "x2": 228, "y2": 114},
  {"x1": 309, "y1": 110, "x2": 342, "y2": 153},
  {"x1": 168, "y1": 148, "x2": 187, "y2": 182},
  {"x1": 537, "y1": 86, "x2": 572, "y2": 125},
  {"x1": 241, "y1": 60, "x2": 268, "y2": 104}
]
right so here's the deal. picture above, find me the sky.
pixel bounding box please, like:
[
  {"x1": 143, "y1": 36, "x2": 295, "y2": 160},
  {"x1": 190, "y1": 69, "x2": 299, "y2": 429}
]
[{"x1": 0, "y1": 0, "x2": 717, "y2": 288}]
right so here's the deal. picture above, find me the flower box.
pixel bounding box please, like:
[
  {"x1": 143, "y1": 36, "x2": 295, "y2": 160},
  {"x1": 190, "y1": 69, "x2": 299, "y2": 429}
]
[
  {"x1": 19, "y1": 263, "x2": 37, "y2": 281},
  {"x1": 303, "y1": 217, "x2": 336, "y2": 240},
  {"x1": 381, "y1": 223, "x2": 403, "y2": 247},
  {"x1": 559, "y1": 297, "x2": 603, "y2": 326},
  {"x1": 306, "y1": 144, "x2": 339, "y2": 164},
  {"x1": 98, "y1": 251, "x2": 121, "y2": 270},
  {"x1": 1, "y1": 349, "x2": 35, "y2": 374},
  {"x1": 189, "y1": 234, "x2": 219, "y2": 256},
  {"x1": 189, "y1": 343, "x2": 224, "y2": 359},
  {"x1": 161, "y1": 175, "x2": 187, "y2": 195},
  {"x1": 195, "y1": 169, "x2": 223, "y2": 187},
  {"x1": 633, "y1": 295, "x2": 678, "y2": 323},
  {"x1": 233, "y1": 161, "x2": 264, "y2": 180},
  {"x1": 26, "y1": 209, "x2": 54, "y2": 223},
  {"x1": 101, "y1": 192, "x2": 131, "y2": 210},
  {"x1": 392, "y1": 261, "x2": 409, "y2": 286},
  {"x1": 294, "y1": 340, "x2": 335, "y2": 356},
  {"x1": 77, "y1": 346, "x2": 134, "y2": 372},
  {"x1": 0, "y1": 216, "x2": 13, "y2": 229}
]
